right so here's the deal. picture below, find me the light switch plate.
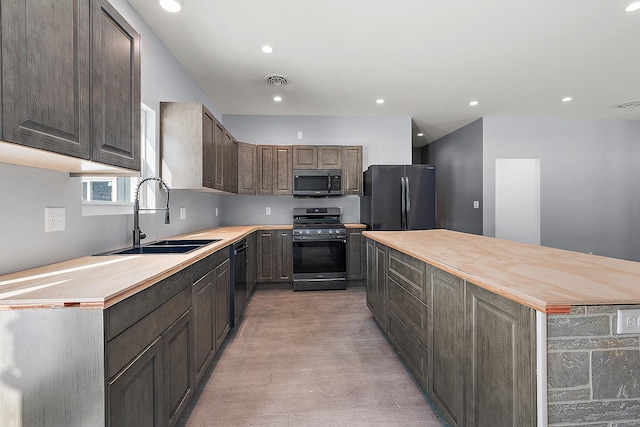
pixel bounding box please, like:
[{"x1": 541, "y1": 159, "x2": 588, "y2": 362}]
[
  {"x1": 617, "y1": 309, "x2": 640, "y2": 334},
  {"x1": 180, "y1": 207, "x2": 186, "y2": 220},
  {"x1": 45, "y1": 207, "x2": 65, "y2": 232},
  {"x1": 473, "y1": 201, "x2": 480, "y2": 209}
]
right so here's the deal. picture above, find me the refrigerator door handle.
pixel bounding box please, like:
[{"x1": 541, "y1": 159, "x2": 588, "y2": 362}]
[
  {"x1": 400, "y1": 176, "x2": 407, "y2": 230},
  {"x1": 405, "y1": 176, "x2": 411, "y2": 227}
]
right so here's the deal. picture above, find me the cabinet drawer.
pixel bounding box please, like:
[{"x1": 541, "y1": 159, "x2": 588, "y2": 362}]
[
  {"x1": 388, "y1": 248, "x2": 428, "y2": 303},
  {"x1": 388, "y1": 310, "x2": 427, "y2": 390},
  {"x1": 388, "y1": 275, "x2": 427, "y2": 346},
  {"x1": 106, "y1": 268, "x2": 191, "y2": 340},
  {"x1": 106, "y1": 286, "x2": 192, "y2": 379},
  {"x1": 191, "y1": 249, "x2": 229, "y2": 283}
]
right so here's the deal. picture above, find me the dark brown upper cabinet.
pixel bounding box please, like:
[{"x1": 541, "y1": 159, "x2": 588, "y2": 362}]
[
  {"x1": 318, "y1": 146, "x2": 343, "y2": 169},
  {"x1": 1, "y1": 0, "x2": 140, "y2": 172},
  {"x1": 161, "y1": 102, "x2": 239, "y2": 194},
  {"x1": 238, "y1": 142, "x2": 257, "y2": 194},
  {"x1": 257, "y1": 145, "x2": 293, "y2": 195},
  {"x1": 342, "y1": 146, "x2": 363, "y2": 195},
  {"x1": 293, "y1": 145, "x2": 317, "y2": 169}
]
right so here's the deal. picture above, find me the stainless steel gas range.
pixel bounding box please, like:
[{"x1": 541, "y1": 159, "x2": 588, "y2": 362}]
[{"x1": 292, "y1": 207, "x2": 347, "y2": 291}]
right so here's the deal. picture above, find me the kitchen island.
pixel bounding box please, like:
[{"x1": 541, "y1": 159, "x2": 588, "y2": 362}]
[{"x1": 364, "y1": 229, "x2": 640, "y2": 427}]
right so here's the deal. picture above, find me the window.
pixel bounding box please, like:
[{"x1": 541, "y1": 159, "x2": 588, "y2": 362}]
[{"x1": 82, "y1": 103, "x2": 157, "y2": 215}]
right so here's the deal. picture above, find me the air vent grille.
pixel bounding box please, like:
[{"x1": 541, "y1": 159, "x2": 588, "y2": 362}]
[
  {"x1": 617, "y1": 100, "x2": 640, "y2": 109},
  {"x1": 265, "y1": 74, "x2": 288, "y2": 86}
]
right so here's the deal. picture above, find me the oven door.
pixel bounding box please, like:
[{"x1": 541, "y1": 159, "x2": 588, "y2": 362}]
[{"x1": 292, "y1": 238, "x2": 347, "y2": 290}]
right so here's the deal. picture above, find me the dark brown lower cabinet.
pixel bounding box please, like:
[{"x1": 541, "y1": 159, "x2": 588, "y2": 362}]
[
  {"x1": 364, "y1": 238, "x2": 537, "y2": 427},
  {"x1": 346, "y1": 228, "x2": 365, "y2": 282},
  {"x1": 108, "y1": 338, "x2": 164, "y2": 427},
  {"x1": 428, "y1": 267, "x2": 464, "y2": 427},
  {"x1": 107, "y1": 247, "x2": 233, "y2": 427},
  {"x1": 164, "y1": 310, "x2": 194, "y2": 427},
  {"x1": 464, "y1": 283, "x2": 536, "y2": 427},
  {"x1": 256, "y1": 229, "x2": 292, "y2": 283},
  {"x1": 192, "y1": 269, "x2": 215, "y2": 385},
  {"x1": 214, "y1": 258, "x2": 231, "y2": 350}
]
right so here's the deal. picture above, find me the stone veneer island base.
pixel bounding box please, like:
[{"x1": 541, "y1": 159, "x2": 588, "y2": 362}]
[{"x1": 363, "y1": 229, "x2": 640, "y2": 427}]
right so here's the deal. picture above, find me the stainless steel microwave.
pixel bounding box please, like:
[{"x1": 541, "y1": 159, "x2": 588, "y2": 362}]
[{"x1": 293, "y1": 169, "x2": 343, "y2": 197}]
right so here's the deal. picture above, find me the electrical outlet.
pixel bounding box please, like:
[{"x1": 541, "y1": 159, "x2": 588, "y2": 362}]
[
  {"x1": 215, "y1": 208, "x2": 219, "y2": 216},
  {"x1": 266, "y1": 207, "x2": 271, "y2": 215},
  {"x1": 180, "y1": 207, "x2": 186, "y2": 220},
  {"x1": 297, "y1": 131, "x2": 303, "y2": 139},
  {"x1": 473, "y1": 201, "x2": 480, "y2": 209},
  {"x1": 617, "y1": 309, "x2": 640, "y2": 334},
  {"x1": 45, "y1": 207, "x2": 66, "y2": 232}
]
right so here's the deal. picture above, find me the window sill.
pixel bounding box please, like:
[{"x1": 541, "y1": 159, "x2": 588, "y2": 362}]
[{"x1": 82, "y1": 202, "x2": 133, "y2": 217}]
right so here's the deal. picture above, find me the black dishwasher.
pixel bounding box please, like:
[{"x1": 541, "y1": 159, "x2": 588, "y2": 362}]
[{"x1": 230, "y1": 238, "x2": 248, "y2": 327}]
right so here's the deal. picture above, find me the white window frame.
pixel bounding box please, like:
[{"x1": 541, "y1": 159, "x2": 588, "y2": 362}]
[{"x1": 82, "y1": 103, "x2": 157, "y2": 216}]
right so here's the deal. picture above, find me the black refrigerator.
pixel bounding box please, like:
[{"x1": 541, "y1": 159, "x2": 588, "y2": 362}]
[{"x1": 360, "y1": 165, "x2": 436, "y2": 230}]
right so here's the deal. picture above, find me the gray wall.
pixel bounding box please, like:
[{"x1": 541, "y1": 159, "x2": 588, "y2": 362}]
[
  {"x1": 423, "y1": 119, "x2": 483, "y2": 235},
  {"x1": 0, "y1": 0, "x2": 222, "y2": 275},
  {"x1": 222, "y1": 115, "x2": 412, "y2": 225},
  {"x1": 483, "y1": 117, "x2": 640, "y2": 262}
]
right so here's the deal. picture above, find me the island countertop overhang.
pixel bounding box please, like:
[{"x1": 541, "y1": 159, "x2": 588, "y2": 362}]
[{"x1": 363, "y1": 229, "x2": 640, "y2": 314}]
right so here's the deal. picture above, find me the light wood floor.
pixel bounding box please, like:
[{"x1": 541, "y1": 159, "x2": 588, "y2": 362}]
[{"x1": 179, "y1": 287, "x2": 444, "y2": 427}]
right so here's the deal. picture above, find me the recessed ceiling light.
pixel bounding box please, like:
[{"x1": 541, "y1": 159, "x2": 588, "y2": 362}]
[
  {"x1": 376, "y1": 99, "x2": 385, "y2": 104},
  {"x1": 273, "y1": 96, "x2": 282, "y2": 102},
  {"x1": 625, "y1": 1, "x2": 640, "y2": 12},
  {"x1": 262, "y1": 45, "x2": 274, "y2": 54},
  {"x1": 417, "y1": 133, "x2": 424, "y2": 137},
  {"x1": 562, "y1": 97, "x2": 573, "y2": 102},
  {"x1": 159, "y1": 0, "x2": 183, "y2": 12},
  {"x1": 469, "y1": 101, "x2": 479, "y2": 106}
]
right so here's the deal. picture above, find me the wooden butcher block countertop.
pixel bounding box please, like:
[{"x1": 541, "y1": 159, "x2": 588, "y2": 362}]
[
  {"x1": 0, "y1": 225, "x2": 275, "y2": 310},
  {"x1": 364, "y1": 229, "x2": 640, "y2": 314}
]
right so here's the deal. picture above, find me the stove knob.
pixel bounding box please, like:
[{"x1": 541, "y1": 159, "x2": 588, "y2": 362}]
[
  {"x1": 317, "y1": 230, "x2": 322, "y2": 234},
  {"x1": 305, "y1": 230, "x2": 310, "y2": 234},
  {"x1": 328, "y1": 229, "x2": 334, "y2": 234}
]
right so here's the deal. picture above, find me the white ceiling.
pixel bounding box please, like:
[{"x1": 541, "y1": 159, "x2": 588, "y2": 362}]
[{"x1": 127, "y1": 0, "x2": 640, "y2": 146}]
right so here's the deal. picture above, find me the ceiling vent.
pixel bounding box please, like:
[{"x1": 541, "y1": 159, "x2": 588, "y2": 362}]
[
  {"x1": 617, "y1": 100, "x2": 640, "y2": 109},
  {"x1": 265, "y1": 74, "x2": 288, "y2": 86}
]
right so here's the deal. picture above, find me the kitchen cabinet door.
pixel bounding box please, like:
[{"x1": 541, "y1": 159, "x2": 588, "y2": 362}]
[
  {"x1": 223, "y1": 131, "x2": 238, "y2": 193},
  {"x1": 238, "y1": 142, "x2": 256, "y2": 194},
  {"x1": 247, "y1": 232, "x2": 257, "y2": 295},
  {"x1": 256, "y1": 229, "x2": 292, "y2": 283},
  {"x1": 365, "y1": 239, "x2": 376, "y2": 313},
  {"x1": 163, "y1": 309, "x2": 194, "y2": 427},
  {"x1": 1, "y1": 0, "x2": 91, "y2": 159},
  {"x1": 293, "y1": 145, "x2": 317, "y2": 169},
  {"x1": 214, "y1": 258, "x2": 231, "y2": 351},
  {"x1": 428, "y1": 267, "x2": 464, "y2": 427},
  {"x1": 342, "y1": 146, "x2": 363, "y2": 195},
  {"x1": 257, "y1": 145, "x2": 274, "y2": 195},
  {"x1": 202, "y1": 109, "x2": 216, "y2": 188},
  {"x1": 213, "y1": 119, "x2": 225, "y2": 191},
  {"x1": 273, "y1": 146, "x2": 293, "y2": 195},
  {"x1": 275, "y1": 229, "x2": 293, "y2": 281},
  {"x1": 317, "y1": 145, "x2": 342, "y2": 169},
  {"x1": 257, "y1": 231, "x2": 276, "y2": 282},
  {"x1": 464, "y1": 283, "x2": 536, "y2": 427},
  {"x1": 192, "y1": 270, "x2": 215, "y2": 385},
  {"x1": 346, "y1": 228, "x2": 365, "y2": 281},
  {"x1": 107, "y1": 337, "x2": 164, "y2": 427},
  {"x1": 91, "y1": 0, "x2": 140, "y2": 170}
]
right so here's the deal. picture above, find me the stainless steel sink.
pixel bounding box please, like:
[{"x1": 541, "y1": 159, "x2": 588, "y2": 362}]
[
  {"x1": 147, "y1": 239, "x2": 221, "y2": 246},
  {"x1": 95, "y1": 238, "x2": 222, "y2": 255},
  {"x1": 107, "y1": 245, "x2": 202, "y2": 255}
]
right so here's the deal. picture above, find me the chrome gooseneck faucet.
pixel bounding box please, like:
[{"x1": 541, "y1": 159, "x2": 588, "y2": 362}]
[{"x1": 133, "y1": 177, "x2": 171, "y2": 247}]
